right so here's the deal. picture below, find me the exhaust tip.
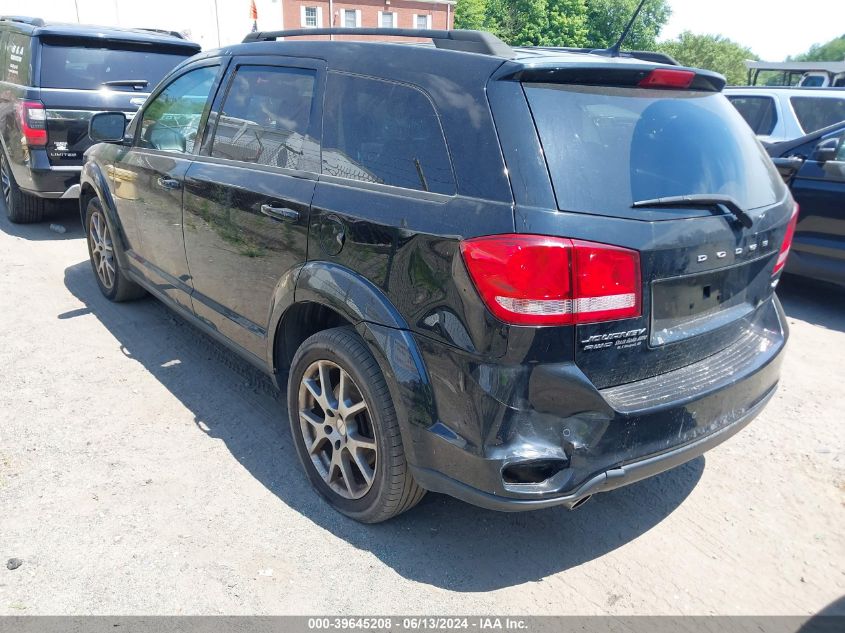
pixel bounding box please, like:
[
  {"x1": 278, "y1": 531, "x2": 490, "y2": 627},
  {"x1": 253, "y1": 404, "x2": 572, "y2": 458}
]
[{"x1": 568, "y1": 494, "x2": 592, "y2": 510}]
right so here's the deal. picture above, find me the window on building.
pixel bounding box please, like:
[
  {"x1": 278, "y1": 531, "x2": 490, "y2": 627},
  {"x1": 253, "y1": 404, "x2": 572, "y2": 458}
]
[
  {"x1": 379, "y1": 11, "x2": 396, "y2": 28},
  {"x1": 343, "y1": 9, "x2": 360, "y2": 28},
  {"x1": 209, "y1": 66, "x2": 316, "y2": 170},
  {"x1": 302, "y1": 6, "x2": 320, "y2": 28},
  {"x1": 414, "y1": 14, "x2": 431, "y2": 29},
  {"x1": 322, "y1": 73, "x2": 455, "y2": 194}
]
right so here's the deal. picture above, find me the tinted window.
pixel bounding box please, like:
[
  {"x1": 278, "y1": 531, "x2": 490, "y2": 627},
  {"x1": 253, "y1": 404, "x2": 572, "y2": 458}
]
[
  {"x1": 40, "y1": 42, "x2": 190, "y2": 91},
  {"x1": 525, "y1": 84, "x2": 784, "y2": 215},
  {"x1": 322, "y1": 73, "x2": 455, "y2": 194},
  {"x1": 727, "y1": 96, "x2": 777, "y2": 135},
  {"x1": 209, "y1": 65, "x2": 316, "y2": 170},
  {"x1": 5, "y1": 32, "x2": 30, "y2": 85},
  {"x1": 790, "y1": 96, "x2": 845, "y2": 134},
  {"x1": 139, "y1": 65, "x2": 218, "y2": 154}
]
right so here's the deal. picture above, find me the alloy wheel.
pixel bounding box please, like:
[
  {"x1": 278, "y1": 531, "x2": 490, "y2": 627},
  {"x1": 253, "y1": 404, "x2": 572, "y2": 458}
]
[
  {"x1": 297, "y1": 360, "x2": 378, "y2": 500},
  {"x1": 89, "y1": 210, "x2": 116, "y2": 289}
]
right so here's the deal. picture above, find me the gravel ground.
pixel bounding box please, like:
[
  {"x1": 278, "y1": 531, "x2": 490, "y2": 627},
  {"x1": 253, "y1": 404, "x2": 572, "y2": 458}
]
[{"x1": 0, "y1": 204, "x2": 843, "y2": 616}]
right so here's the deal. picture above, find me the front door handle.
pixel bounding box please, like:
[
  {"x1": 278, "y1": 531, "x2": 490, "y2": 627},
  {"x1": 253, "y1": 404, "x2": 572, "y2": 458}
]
[
  {"x1": 260, "y1": 204, "x2": 300, "y2": 222},
  {"x1": 157, "y1": 177, "x2": 181, "y2": 191}
]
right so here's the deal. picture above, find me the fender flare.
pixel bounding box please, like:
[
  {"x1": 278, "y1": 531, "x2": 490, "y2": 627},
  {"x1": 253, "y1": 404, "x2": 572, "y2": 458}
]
[
  {"x1": 269, "y1": 262, "x2": 438, "y2": 454},
  {"x1": 79, "y1": 161, "x2": 131, "y2": 270}
]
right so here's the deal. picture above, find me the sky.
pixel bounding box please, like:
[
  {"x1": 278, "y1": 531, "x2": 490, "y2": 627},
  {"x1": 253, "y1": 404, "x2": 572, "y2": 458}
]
[
  {"x1": 661, "y1": 0, "x2": 845, "y2": 61},
  {"x1": 0, "y1": 0, "x2": 842, "y2": 62}
]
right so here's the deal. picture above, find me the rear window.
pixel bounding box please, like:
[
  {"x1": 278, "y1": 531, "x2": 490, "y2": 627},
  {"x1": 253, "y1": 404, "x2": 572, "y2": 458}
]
[
  {"x1": 790, "y1": 96, "x2": 845, "y2": 134},
  {"x1": 39, "y1": 42, "x2": 191, "y2": 91},
  {"x1": 727, "y1": 95, "x2": 778, "y2": 136},
  {"x1": 525, "y1": 84, "x2": 784, "y2": 216}
]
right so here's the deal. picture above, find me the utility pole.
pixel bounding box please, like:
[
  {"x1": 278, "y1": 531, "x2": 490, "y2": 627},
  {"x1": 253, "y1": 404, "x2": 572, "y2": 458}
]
[{"x1": 214, "y1": 0, "x2": 222, "y2": 47}]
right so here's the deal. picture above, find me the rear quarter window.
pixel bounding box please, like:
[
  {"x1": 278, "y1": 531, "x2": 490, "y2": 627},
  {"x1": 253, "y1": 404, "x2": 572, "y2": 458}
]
[
  {"x1": 5, "y1": 32, "x2": 31, "y2": 85},
  {"x1": 790, "y1": 96, "x2": 845, "y2": 134},
  {"x1": 727, "y1": 95, "x2": 778, "y2": 136},
  {"x1": 321, "y1": 73, "x2": 455, "y2": 195},
  {"x1": 39, "y1": 41, "x2": 191, "y2": 91}
]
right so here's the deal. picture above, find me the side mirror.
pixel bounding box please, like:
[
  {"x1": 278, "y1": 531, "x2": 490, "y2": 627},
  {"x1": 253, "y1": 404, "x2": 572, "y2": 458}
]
[
  {"x1": 89, "y1": 112, "x2": 127, "y2": 143},
  {"x1": 812, "y1": 136, "x2": 839, "y2": 162}
]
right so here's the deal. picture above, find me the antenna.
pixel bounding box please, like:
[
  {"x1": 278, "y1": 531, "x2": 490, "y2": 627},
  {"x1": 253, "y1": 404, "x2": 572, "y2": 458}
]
[{"x1": 596, "y1": 0, "x2": 648, "y2": 58}]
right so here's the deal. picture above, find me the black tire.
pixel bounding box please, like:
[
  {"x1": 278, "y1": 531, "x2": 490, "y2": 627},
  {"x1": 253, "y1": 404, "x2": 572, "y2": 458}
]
[
  {"x1": 84, "y1": 197, "x2": 145, "y2": 302},
  {"x1": 1, "y1": 153, "x2": 44, "y2": 224},
  {"x1": 287, "y1": 326, "x2": 426, "y2": 523}
]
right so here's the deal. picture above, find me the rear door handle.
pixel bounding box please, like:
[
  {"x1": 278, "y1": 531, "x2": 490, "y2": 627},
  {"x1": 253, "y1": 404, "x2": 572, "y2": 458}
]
[
  {"x1": 156, "y1": 177, "x2": 181, "y2": 191},
  {"x1": 260, "y1": 204, "x2": 300, "y2": 222}
]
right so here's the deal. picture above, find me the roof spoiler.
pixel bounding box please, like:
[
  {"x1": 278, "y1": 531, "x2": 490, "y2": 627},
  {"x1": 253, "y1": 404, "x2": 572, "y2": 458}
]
[
  {"x1": 0, "y1": 15, "x2": 45, "y2": 27},
  {"x1": 242, "y1": 27, "x2": 516, "y2": 58},
  {"x1": 546, "y1": 47, "x2": 680, "y2": 66}
]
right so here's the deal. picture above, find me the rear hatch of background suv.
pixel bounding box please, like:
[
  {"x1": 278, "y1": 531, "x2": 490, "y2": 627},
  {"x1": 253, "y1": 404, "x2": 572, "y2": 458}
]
[
  {"x1": 520, "y1": 66, "x2": 794, "y2": 390},
  {"x1": 36, "y1": 35, "x2": 197, "y2": 167}
]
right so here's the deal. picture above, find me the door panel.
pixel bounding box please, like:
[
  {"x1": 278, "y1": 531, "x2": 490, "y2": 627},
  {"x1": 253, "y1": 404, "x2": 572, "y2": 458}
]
[
  {"x1": 112, "y1": 62, "x2": 222, "y2": 311},
  {"x1": 182, "y1": 59, "x2": 323, "y2": 359},
  {"x1": 183, "y1": 162, "x2": 314, "y2": 357}
]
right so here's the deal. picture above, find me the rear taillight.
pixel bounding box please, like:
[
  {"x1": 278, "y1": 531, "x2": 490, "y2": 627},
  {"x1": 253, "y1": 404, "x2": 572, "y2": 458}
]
[
  {"x1": 459, "y1": 235, "x2": 641, "y2": 326},
  {"x1": 773, "y1": 204, "x2": 799, "y2": 276},
  {"x1": 638, "y1": 68, "x2": 695, "y2": 89},
  {"x1": 17, "y1": 100, "x2": 47, "y2": 146}
]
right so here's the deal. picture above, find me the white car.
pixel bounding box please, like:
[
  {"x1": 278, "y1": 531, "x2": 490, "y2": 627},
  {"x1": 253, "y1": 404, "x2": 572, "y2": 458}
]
[{"x1": 724, "y1": 87, "x2": 845, "y2": 143}]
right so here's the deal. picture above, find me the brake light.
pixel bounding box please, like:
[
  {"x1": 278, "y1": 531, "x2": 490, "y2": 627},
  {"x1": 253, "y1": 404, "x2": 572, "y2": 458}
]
[
  {"x1": 773, "y1": 204, "x2": 799, "y2": 275},
  {"x1": 17, "y1": 100, "x2": 47, "y2": 146},
  {"x1": 459, "y1": 235, "x2": 641, "y2": 326},
  {"x1": 638, "y1": 68, "x2": 695, "y2": 89}
]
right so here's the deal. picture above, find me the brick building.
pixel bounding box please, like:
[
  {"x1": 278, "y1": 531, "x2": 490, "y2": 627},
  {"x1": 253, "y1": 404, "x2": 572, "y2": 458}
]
[{"x1": 279, "y1": 1, "x2": 456, "y2": 40}]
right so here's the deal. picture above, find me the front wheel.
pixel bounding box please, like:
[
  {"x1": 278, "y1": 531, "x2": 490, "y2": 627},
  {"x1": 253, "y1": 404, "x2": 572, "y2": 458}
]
[
  {"x1": 85, "y1": 197, "x2": 145, "y2": 302},
  {"x1": 287, "y1": 326, "x2": 425, "y2": 523}
]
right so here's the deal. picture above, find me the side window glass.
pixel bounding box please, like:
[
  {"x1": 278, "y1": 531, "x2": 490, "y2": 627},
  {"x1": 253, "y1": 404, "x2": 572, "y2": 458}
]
[
  {"x1": 727, "y1": 96, "x2": 777, "y2": 136},
  {"x1": 209, "y1": 65, "x2": 317, "y2": 170},
  {"x1": 322, "y1": 73, "x2": 455, "y2": 195},
  {"x1": 138, "y1": 65, "x2": 218, "y2": 154},
  {"x1": 5, "y1": 33, "x2": 31, "y2": 85},
  {"x1": 791, "y1": 97, "x2": 845, "y2": 134}
]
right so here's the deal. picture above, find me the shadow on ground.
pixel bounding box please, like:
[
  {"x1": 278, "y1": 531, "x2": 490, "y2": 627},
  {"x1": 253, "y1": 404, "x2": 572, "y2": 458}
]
[
  {"x1": 63, "y1": 259, "x2": 703, "y2": 592},
  {"x1": 0, "y1": 199, "x2": 83, "y2": 241},
  {"x1": 778, "y1": 275, "x2": 845, "y2": 334}
]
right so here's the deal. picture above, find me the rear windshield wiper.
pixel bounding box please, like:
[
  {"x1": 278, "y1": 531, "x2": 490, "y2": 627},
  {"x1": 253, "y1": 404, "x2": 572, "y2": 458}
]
[
  {"x1": 101, "y1": 79, "x2": 149, "y2": 89},
  {"x1": 632, "y1": 194, "x2": 753, "y2": 228}
]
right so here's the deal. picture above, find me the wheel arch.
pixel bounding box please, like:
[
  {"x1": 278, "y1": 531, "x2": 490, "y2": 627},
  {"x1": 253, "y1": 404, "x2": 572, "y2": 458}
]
[
  {"x1": 79, "y1": 162, "x2": 131, "y2": 268},
  {"x1": 270, "y1": 262, "x2": 438, "y2": 460}
]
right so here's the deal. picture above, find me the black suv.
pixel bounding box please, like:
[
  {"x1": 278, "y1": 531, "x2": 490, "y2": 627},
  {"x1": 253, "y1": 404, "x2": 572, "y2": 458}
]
[
  {"x1": 0, "y1": 16, "x2": 199, "y2": 223},
  {"x1": 81, "y1": 28, "x2": 793, "y2": 523}
]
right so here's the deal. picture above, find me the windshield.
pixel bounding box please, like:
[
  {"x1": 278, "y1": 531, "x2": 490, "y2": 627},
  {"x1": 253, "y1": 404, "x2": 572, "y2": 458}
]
[
  {"x1": 524, "y1": 84, "x2": 785, "y2": 217},
  {"x1": 40, "y1": 43, "x2": 191, "y2": 91}
]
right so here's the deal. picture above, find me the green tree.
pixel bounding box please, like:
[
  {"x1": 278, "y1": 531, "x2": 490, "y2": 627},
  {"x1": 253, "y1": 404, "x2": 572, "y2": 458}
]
[
  {"x1": 792, "y1": 35, "x2": 845, "y2": 62},
  {"x1": 484, "y1": 0, "x2": 549, "y2": 46},
  {"x1": 546, "y1": 0, "x2": 589, "y2": 47},
  {"x1": 659, "y1": 31, "x2": 757, "y2": 86},
  {"x1": 454, "y1": 0, "x2": 488, "y2": 31},
  {"x1": 585, "y1": 0, "x2": 671, "y2": 50}
]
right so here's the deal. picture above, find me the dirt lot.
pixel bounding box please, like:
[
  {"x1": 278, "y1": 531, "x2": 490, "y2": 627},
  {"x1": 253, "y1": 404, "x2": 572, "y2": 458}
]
[{"x1": 0, "y1": 203, "x2": 843, "y2": 616}]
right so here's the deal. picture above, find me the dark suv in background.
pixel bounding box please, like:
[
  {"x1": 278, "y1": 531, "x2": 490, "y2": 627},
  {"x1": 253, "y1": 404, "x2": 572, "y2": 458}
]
[
  {"x1": 0, "y1": 16, "x2": 199, "y2": 223},
  {"x1": 82, "y1": 28, "x2": 793, "y2": 523}
]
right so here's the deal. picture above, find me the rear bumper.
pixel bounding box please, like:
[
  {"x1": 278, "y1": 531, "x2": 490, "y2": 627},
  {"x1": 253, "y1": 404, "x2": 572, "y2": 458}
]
[
  {"x1": 411, "y1": 386, "x2": 775, "y2": 511},
  {"x1": 406, "y1": 296, "x2": 788, "y2": 511},
  {"x1": 11, "y1": 149, "x2": 82, "y2": 198}
]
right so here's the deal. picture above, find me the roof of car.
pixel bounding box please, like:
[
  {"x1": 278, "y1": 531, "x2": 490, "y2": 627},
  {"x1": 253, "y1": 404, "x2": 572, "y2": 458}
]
[{"x1": 0, "y1": 16, "x2": 200, "y2": 51}]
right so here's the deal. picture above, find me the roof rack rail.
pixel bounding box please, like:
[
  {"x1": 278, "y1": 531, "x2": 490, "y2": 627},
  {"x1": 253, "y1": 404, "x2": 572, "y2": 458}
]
[
  {"x1": 547, "y1": 47, "x2": 679, "y2": 66},
  {"x1": 0, "y1": 15, "x2": 45, "y2": 27},
  {"x1": 243, "y1": 27, "x2": 515, "y2": 58},
  {"x1": 136, "y1": 27, "x2": 185, "y2": 39}
]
